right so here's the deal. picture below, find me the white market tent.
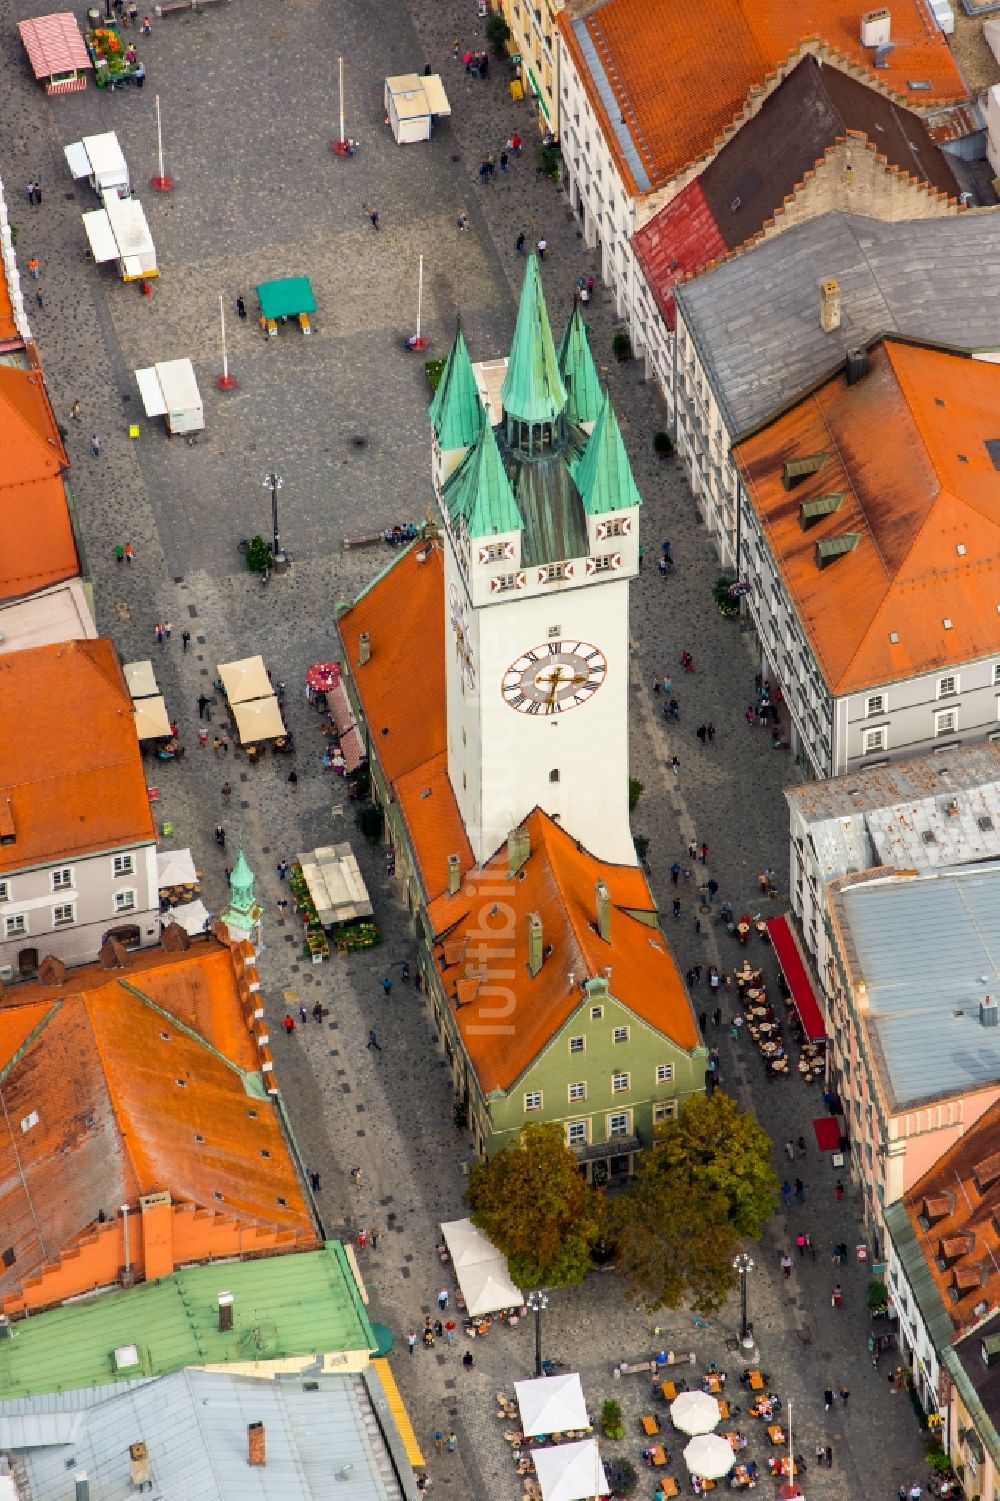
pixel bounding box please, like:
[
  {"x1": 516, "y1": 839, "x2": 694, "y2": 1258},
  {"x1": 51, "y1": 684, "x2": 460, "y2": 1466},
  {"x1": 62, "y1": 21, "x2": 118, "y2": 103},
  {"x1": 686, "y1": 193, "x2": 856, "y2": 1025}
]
[
  {"x1": 515, "y1": 1374, "x2": 589, "y2": 1438},
  {"x1": 297, "y1": 845, "x2": 373, "y2": 925},
  {"x1": 65, "y1": 131, "x2": 129, "y2": 196},
  {"x1": 217, "y1": 654, "x2": 272, "y2": 705},
  {"x1": 232, "y1": 695, "x2": 286, "y2": 744},
  {"x1": 157, "y1": 848, "x2": 198, "y2": 888},
  {"x1": 163, "y1": 898, "x2": 210, "y2": 936},
  {"x1": 533, "y1": 1439, "x2": 608, "y2": 1501},
  {"x1": 135, "y1": 358, "x2": 204, "y2": 435},
  {"x1": 123, "y1": 658, "x2": 158, "y2": 699},
  {"x1": 441, "y1": 1217, "x2": 506, "y2": 1271},
  {"x1": 384, "y1": 73, "x2": 451, "y2": 143},
  {"x1": 83, "y1": 192, "x2": 156, "y2": 280},
  {"x1": 133, "y1": 694, "x2": 171, "y2": 740},
  {"x1": 460, "y1": 1259, "x2": 523, "y2": 1319}
]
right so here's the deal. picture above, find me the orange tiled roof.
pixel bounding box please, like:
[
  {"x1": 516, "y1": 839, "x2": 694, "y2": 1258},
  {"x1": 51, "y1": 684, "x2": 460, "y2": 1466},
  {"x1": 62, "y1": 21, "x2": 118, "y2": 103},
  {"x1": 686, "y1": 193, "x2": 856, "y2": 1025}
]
[
  {"x1": 340, "y1": 541, "x2": 446, "y2": 784},
  {"x1": 0, "y1": 365, "x2": 77, "y2": 603},
  {"x1": 427, "y1": 808, "x2": 699, "y2": 1093},
  {"x1": 0, "y1": 940, "x2": 315, "y2": 1307},
  {"x1": 0, "y1": 639, "x2": 155, "y2": 872},
  {"x1": 896, "y1": 1097, "x2": 1000, "y2": 1339},
  {"x1": 560, "y1": 0, "x2": 967, "y2": 197},
  {"x1": 734, "y1": 340, "x2": 1000, "y2": 695},
  {"x1": 395, "y1": 750, "x2": 475, "y2": 902}
]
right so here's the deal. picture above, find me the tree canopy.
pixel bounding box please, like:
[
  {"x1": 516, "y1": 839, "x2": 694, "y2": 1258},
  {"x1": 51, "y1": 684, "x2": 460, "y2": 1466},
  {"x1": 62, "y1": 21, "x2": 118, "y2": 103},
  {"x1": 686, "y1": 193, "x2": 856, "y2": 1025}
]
[
  {"x1": 610, "y1": 1093, "x2": 778, "y2": 1313},
  {"x1": 467, "y1": 1122, "x2": 604, "y2": 1287}
]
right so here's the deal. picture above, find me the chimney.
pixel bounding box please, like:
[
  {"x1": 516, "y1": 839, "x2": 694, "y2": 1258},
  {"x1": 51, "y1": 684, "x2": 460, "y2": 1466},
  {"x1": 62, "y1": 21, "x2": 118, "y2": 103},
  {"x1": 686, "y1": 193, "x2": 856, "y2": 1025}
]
[
  {"x1": 860, "y1": 7, "x2": 891, "y2": 47},
  {"x1": 218, "y1": 1291, "x2": 234, "y2": 1331},
  {"x1": 980, "y1": 996, "x2": 998, "y2": 1029},
  {"x1": 507, "y1": 824, "x2": 531, "y2": 878},
  {"x1": 527, "y1": 912, "x2": 543, "y2": 977},
  {"x1": 819, "y1": 278, "x2": 841, "y2": 333},
  {"x1": 248, "y1": 1422, "x2": 266, "y2": 1468},
  {"x1": 846, "y1": 347, "x2": 869, "y2": 385},
  {"x1": 447, "y1": 854, "x2": 462, "y2": 896},
  {"x1": 75, "y1": 1477, "x2": 89, "y2": 1501},
  {"x1": 358, "y1": 632, "x2": 371, "y2": 666},
  {"x1": 595, "y1": 880, "x2": 611, "y2": 942},
  {"x1": 129, "y1": 1444, "x2": 150, "y2": 1490}
]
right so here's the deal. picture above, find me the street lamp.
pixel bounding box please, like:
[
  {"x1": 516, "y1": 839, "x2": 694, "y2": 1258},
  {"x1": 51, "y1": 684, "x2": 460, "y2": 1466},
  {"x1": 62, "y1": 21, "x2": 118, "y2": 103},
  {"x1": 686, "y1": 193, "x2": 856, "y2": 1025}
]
[
  {"x1": 263, "y1": 471, "x2": 283, "y2": 563},
  {"x1": 526, "y1": 1289, "x2": 549, "y2": 1377},
  {"x1": 733, "y1": 1253, "x2": 754, "y2": 1349}
]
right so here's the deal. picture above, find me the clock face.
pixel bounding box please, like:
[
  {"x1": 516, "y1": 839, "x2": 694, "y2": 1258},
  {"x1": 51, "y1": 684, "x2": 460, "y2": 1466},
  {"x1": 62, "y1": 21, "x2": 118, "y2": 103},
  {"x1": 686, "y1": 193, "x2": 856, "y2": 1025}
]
[
  {"x1": 448, "y1": 582, "x2": 476, "y2": 691},
  {"x1": 502, "y1": 640, "x2": 607, "y2": 714}
]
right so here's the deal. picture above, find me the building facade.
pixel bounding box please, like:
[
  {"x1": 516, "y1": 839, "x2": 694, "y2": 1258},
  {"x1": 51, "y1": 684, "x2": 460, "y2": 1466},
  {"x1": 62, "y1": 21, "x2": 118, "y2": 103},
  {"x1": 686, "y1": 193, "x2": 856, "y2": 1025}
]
[{"x1": 497, "y1": 0, "x2": 564, "y2": 134}]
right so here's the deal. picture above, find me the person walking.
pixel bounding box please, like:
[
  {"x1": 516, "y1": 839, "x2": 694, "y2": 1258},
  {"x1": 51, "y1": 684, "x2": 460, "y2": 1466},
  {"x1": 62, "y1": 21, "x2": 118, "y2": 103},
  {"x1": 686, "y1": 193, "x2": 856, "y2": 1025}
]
[
  {"x1": 312, "y1": 999, "x2": 323, "y2": 1022},
  {"x1": 814, "y1": 1443, "x2": 825, "y2": 1467},
  {"x1": 516, "y1": 231, "x2": 526, "y2": 254},
  {"x1": 283, "y1": 1014, "x2": 295, "y2": 1035},
  {"x1": 370, "y1": 1224, "x2": 380, "y2": 1249},
  {"x1": 236, "y1": 294, "x2": 247, "y2": 319},
  {"x1": 299, "y1": 1003, "x2": 308, "y2": 1025},
  {"x1": 824, "y1": 1445, "x2": 833, "y2": 1468},
  {"x1": 181, "y1": 629, "x2": 191, "y2": 651},
  {"x1": 215, "y1": 826, "x2": 226, "y2": 850},
  {"x1": 369, "y1": 208, "x2": 380, "y2": 230},
  {"x1": 407, "y1": 1330, "x2": 417, "y2": 1356},
  {"x1": 446, "y1": 1432, "x2": 458, "y2": 1453},
  {"x1": 796, "y1": 1232, "x2": 806, "y2": 1257},
  {"x1": 438, "y1": 1288, "x2": 449, "y2": 1310},
  {"x1": 784, "y1": 1138, "x2": 795, "y2": 1160},
  {"x1": 823, "y1": 1387, "x2": 834, "y2": 1411},
  {"x1": 125, "y1": 543, "x2": 135, "y2": 563},
  {"x1": 781, "y1": 1181, "x2": 791, "y2": 1207},
  {"x1": 381, "y1": 977, "x2": 392, "y2": 998},
  {"x1": 91, "y1": 434, "x2": 101, "y2": 457},
  {"x1": 834, "y1": 1179, "x2": 845, "y2": 1201},
  {"x1": 794, "y1": 1178, "x2": 805, "y2": 1203},
  {"x1": 434, "y1": 1432, "x2": 444, "y2": 1455},
  {"x1": 839, "y1": 1387, "x2": 849, "y2": 1405},
  {"x1": 831, "y1": 1283, "x2": 843, "y2": 1309},
  {"x1": 198, "y1": 693, "x2": 211, "y2": 719},
  {"x1": 537, "y1": 238, "x2": 548, "y2": 259},
  {"x1": 70, "y1": 400, "x2": 82, "y2": 422},
  {"x1": 309, "y1": 1169, "x2": 321, "y2": 1191},
  {"x1": 670, "y1": 862, "x2": 681, "y2": 884},
  {"x1": 367, "y1": 1027, "x2": 382, "y2": 1051},
  {"x1": 780, "y1": 1253, "x2": 792, "y2": 1278},
  {"x1": 277, "y1": 859, "x2": 289, "y2": 880},
  {"x1": 712, "y1": 1007, "x2": 721, "y2": 1028},
  {"x1": 287, "y1": 770, "x2": 298, "y2": 791}
]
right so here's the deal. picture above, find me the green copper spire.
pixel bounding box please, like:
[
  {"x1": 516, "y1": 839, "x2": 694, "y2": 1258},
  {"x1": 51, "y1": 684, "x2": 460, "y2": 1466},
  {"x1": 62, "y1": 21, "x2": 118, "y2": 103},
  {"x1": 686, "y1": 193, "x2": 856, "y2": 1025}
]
[
  {"x1": 557, "y1": 305, "x2": 602, "y2": 429},
  {"x1": 574, "y1": 390, "x2": 643, "y2": 516},
  {"x1": 443, "y1": 421, "x2": 522, "y2": 538},
  {"x1": 219, "y1": 845, "x2": 263, "y2": 940},
  {"x1": 500, "y1": 255, "x2": 567, "y2": 426},
  {"x1": 429, "y1": 324, "x2": 485, "y2": 451}
]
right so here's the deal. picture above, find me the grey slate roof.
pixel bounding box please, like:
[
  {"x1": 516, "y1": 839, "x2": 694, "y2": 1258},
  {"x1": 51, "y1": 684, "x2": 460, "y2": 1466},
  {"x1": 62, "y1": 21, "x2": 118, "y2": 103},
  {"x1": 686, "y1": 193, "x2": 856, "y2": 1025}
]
[
  {"x1": 786, "y1": 744, "x2": 1000, "y2": 883},
  {"x1": 3, "y1": 1370, "x2": 402, "y2": 1501},
  {"x1": 837, "y1": 866, "x2": 1000, "y2": 1109},
  {"x1": 674, "y1": 210, "x2": 1000, "y2": 436}
]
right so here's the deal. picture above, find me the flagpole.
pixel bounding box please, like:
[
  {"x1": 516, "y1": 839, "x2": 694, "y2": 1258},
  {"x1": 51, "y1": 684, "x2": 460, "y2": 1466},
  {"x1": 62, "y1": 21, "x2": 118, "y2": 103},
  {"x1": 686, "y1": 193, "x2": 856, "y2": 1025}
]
[
  {"x1": 150, "y1": 94, "x2": 174, "y2": 191},
  {"x1": 216, "y1": 292, "x2": 237, "y2": 390}
]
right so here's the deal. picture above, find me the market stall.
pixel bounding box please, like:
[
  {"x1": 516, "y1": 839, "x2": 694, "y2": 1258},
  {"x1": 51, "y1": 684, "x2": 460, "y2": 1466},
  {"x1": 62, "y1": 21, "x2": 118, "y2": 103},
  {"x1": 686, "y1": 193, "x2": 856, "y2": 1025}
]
[
  {"x1": 440, "y1": 1217, "x2": 523, "y2": 1317},
  {"x1": 384, "y1": 73, "x2": 451, "y2": 143},
  {"x1": 217, "y1": 654, "x2": 272, "y2": 704},
  {"x1": 84, "y1": 20, "x2": 141, "y2": 88},
  {"x1": 532, "y1": 1439, "x2": 608, "y2": 1501},
  {"x1": 441, "y1": 1217, "x2": 507, "y2": 1271},
  {"x1": 123, "y1": 658, "x2": 158, "y2": 698},
  {"x1": 18, "y1": 13, "x2": 92, "y2": 94},
  {"x1": 83, "y1": 192, "x2": 157, "y2": 281},
  {"x1": 326, "y1": 679, "x2": 366, "y2": 771},
  {"x1": 135, "y1": 358, "x2": 204, "y2": 435},
  {"x1": 231, "y1": 695, "x2": 286, "y2": 744},
  {"x1": 133, "y1": 694, "x2": 171, "y2": 741},
  {"x1": 256, "y1": 277, "x2": 316, "y2": 337},
  {"x1": 515, "y1": 1375, "x2": 589, "y2": 1439},
  {"x1": 65, "y1": 131, "x2": 129, "y2": 196},
  {"x1": 290, "y1": 845, "x2": 378, "y2": 963}
]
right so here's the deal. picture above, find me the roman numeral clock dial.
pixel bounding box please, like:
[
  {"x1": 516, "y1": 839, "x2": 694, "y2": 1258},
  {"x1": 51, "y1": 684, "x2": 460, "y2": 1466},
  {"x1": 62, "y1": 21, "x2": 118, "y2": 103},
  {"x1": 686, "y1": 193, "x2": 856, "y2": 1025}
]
[{"x1": 501, "y1": 641, "x2": 607, "y2": 714}]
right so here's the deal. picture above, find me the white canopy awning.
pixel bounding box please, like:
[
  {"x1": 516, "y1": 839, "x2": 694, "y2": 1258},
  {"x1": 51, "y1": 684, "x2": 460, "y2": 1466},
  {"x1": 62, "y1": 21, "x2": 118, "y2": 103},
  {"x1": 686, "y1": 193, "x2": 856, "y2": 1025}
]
[
  {"x1": 422, "y1": 74, "x2": 451, "y2": 115},
  {"x1": 66, "y1": 131, "x2": 127, "y2": 186},
  {"x1": 440, "y1": 1217, "x2": 505, "y2": 1271},
  {"x1": 533, "y1": 1439, "x2": 608, "y2": 1501},
  {"x1": 133, "y1": 694, "x2": 171, "y2": 741},
  {"x1": 82, "y1": 207, "x2": 119, "y2": 264},
  {"x1": 135, "y1": 364, "x2": 168, "y2": 417},
  {"x1": 217, "y1": 654, "x2": 272, "y2": 705},
  {"x1": 297, "y1": 844, "x2": 372, "y2": 925},
  {"x1": 515, "y1": 1374, "x2": 588, "y2": 1438},
  {"x1": 163, "y1": 898, "x2": 210, "y2": 936},
  {"x1": 460, "y1": 1259, "x2": 523, "y2": 1318},
  {"x1": 123, "y1": 659, "x2": 158, "y2": 699},
  {"x1": 157, "y1": 848, "x2": 197, "y2": 888}
]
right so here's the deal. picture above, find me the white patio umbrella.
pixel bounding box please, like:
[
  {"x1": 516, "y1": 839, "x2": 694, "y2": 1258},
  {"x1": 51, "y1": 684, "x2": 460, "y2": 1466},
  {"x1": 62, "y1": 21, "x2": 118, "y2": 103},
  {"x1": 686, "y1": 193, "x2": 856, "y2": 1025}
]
[
  {"x1": 515, "y1": 1373, "x2": 588, "y2": 1437},
  {"x1": 533, "y1": 1438, "x2": 608, "y2": 1501},
  {"x1": 670, "y1": 1390, "x2": 721, "y2": 1435},
  {"x1": 683, "y1": 1433, "x2": 736, "y2": 1482}
]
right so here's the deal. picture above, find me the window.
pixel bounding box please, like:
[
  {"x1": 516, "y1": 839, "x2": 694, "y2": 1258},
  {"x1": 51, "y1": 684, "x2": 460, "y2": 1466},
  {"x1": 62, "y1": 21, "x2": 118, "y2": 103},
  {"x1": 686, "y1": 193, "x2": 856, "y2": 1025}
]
[
  {"x1": 20, "y1": 1111, "x2": 38, "y2": 1133},
  {"x1": 566, "y1": 1120, "x2": 588, "y2": 1146},
  {"x1": 602, "y1": 518, "x2": 627, "y2": 537},
  {"x1": 568, "y1": 1081, "x2": 587, "y2": 1102},
  {"x1": 481, "y1": 542, "x2": 508, "y2": 562},
  {"x1": 113, "y1": 854, "x2": 134, "y2": 878},
  {"x1": 993, "y1": 664, "x2": 1000, "y2": 686},
  {"x1": 0, "y1": 881, "x2": 8, "y2": 903},
  {"x1": 524, "y1": 1090, "x2": 543, "y2": 1111},
  {"x1": 613, "y1": 1026, "x2": 630, "y2": 1044},
  {"x1": 612, "y1": 1071, "x2": 630, "y2": 1093},
  {"x1": 542, "y1": 563, "x2": 568, "y2": 582},
  {"x1": 608, "y1": 1111, "x2": 631, "y2": 1137},
  {"x1": 52, "y1": 904, "x2": 75, "y2": 928},
  {"x1": 938, "y1": 674, "x2": 959, "y2": 698},
  {"x1": 114, "y1": 889, "x2": 137, "y2": 914},
  {"x1": 865, "y1": 694, "x2": 885, "y2": 718},
  {"x1": 4, "y1": 914, "x2": 26, "y2": 939},
  {"x1": 935, "y1": 708, "x2": 958, "y2": 737},
  {"x1": 590, "y1": 1005, "x2": 604, "y2": 1020},
  {"x1": 656, "y1": 1064, "x2": 675, "y2": 1084},
  {"x1": 654, "y1": 1100, "x2": 679, "y2": 1123},
  {"x1": 569, "y1": 1035, "x2": 585, "y2": 1054},
  {"x1": 591, "y1": 554, "x2": 615, "y2": 573},
  {"x1": 862, "y1": 727, "x2": 887, "y2": 755},
  {"x1": 51, "y1": 867, "x2": 73, "y2": 891},
  {"x1": 493, "y1": 574, "x2": 518, "y2": 593},
  {"x1": 549, "y1": 768, "x2": 560, "y2": 783}
]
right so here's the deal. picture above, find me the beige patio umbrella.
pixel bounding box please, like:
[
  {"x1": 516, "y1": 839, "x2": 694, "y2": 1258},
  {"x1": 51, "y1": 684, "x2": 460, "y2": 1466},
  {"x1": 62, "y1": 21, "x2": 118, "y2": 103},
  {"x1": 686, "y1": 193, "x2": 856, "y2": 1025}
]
[
  {"x1": 133, "y1": 694, "x2": 172, "y2": 740},
  {"x1": 670, "y1": 1390, "x2": 720, "y2": 1435},
  {"x1": 683, "y1": 1434, "x2": 735, "y2": 1482},
  {"x1": 217, "y1": 654, "x2": 272, "y2": 704},
  {"x1": 232, "y1": 694, "x2": 286, "y2": 744}
]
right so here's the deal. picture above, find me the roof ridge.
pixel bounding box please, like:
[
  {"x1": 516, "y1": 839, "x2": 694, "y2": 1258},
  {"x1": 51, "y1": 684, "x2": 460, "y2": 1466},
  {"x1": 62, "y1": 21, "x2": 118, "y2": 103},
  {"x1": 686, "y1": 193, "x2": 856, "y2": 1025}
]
[
  {"x1": 0, "y1": 1001, "x2": 59, "y2": 1082},
  {"x1": 115, "y1": 975, "x2": 250, "y2": 1081},
  {"x1": 81, "y1": 986, "x2": 145, "y2": 1195}
]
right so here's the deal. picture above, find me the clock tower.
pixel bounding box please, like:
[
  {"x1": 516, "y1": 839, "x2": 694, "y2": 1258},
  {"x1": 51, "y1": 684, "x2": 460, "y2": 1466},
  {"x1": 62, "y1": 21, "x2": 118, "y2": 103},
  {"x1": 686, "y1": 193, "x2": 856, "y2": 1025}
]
[{"x1": 429, "y1": 258, "x2": 642, "y2": 867}]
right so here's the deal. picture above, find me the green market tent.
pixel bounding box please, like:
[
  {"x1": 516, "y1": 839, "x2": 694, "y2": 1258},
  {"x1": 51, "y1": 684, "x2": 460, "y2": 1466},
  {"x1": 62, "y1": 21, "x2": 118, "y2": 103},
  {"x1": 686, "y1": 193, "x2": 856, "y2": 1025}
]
[{"x1": 256, "y1": 276, "x2": 317, "y2": 321}]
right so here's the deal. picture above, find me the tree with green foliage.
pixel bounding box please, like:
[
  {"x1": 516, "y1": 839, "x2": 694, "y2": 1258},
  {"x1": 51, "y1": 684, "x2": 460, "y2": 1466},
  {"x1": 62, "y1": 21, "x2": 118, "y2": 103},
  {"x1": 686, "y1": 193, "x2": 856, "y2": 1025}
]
[
  {"x1": 610, "y1": 1093, "x2": 778, "y2": 1313},
  {"x1": 467, "y1": 1122, "x2": 604, "y2": 1287}
]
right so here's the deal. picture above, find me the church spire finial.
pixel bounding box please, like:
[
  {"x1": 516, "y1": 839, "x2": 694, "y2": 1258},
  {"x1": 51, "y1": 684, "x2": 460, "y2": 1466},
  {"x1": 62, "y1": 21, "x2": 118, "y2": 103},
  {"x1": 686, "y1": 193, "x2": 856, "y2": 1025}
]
[{"x1": 500, "y1": 255, "x2": 567, "y2": 428}]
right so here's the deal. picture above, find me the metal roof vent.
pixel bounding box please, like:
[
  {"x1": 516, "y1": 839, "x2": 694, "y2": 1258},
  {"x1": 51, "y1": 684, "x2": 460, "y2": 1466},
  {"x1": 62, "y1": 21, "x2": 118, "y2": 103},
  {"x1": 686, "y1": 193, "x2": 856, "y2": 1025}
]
[
  {"x1": 846, "y1": 347, "x2": 868, "y2": 385},
  {"x1": 113, "y1": 1343, "x2": 140, "y2": 1372},
  {"x1": 943, "y1": 618, "x2": 953, "y2": 629},
  {"x1": 979, "y1": 996, "x2": 998, "y2": 1028},
  {"x1": 978, "y1": 815, "x2": 994, "y2": 832},
  {"x1": 815, "y1": 534, "x2": 861, "y2": 569},
  {"x1": 799, "y1": 493, "x2": 845, "y2": 530},
  {"x1": 782, "y1": 453, "x2": 826, "y2": 490},
  {"x1": 922, "y1": 830, "x2": 937, "y2": 845},
  {"x1": 889, "y1": 631, "x2": 900, "y2": 644}
]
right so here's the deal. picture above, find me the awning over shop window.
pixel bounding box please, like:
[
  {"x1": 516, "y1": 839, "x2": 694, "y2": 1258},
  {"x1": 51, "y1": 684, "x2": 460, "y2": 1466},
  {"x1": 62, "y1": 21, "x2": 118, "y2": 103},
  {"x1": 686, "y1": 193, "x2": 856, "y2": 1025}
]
[{"x1": 766, "y1": 915, "x2": 826, "y2": 1041}]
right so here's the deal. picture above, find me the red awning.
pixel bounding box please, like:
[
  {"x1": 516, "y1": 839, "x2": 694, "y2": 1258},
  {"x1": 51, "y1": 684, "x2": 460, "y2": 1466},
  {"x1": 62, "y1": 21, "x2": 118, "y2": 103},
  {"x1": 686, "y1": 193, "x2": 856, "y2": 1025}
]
[
  {"x1": 766, "y1": 914, "x2": 826, "y2": 1041},
  {"x1": 812, "y1": 1116, "x2": 841, "y2": 1152},
  {"x1": 18, "y1": 13, "x2": 91, "y2": 80}
]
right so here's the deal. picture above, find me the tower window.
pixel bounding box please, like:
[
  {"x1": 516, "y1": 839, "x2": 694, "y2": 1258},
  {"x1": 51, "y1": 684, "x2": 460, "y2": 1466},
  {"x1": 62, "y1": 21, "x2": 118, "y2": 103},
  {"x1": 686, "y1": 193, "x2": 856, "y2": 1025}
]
[{"x1": 549, "y1": 769, "x2": 560, "y2": 782}]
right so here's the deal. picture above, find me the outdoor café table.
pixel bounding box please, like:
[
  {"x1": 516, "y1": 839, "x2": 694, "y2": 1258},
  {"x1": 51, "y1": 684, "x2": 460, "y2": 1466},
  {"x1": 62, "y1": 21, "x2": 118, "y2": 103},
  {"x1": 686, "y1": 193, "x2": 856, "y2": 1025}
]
[
  {"x1": 642, "y1": 1414, "x2": 661, "y2": 1436},
  {"x1": 660, "y1": 1380, "x2": 679, "y2": 1401},
  {"x1": 768, "y1": 1457, "x2": 797, "y2": 1477},
  {"x1": 730, "y1": 1465, "x2": 757, "y2": 1489},
  {"x1": 767, "y1": 1425, "x2": 786, "y2": 1446},
  {"x1": 658, "y1": 1480, "x2": 679, "y2": 1499},
  {"x1": 718, "y1": 1400, "x2": 731, "y2": 1420},
  {"x1": 702, "y1": 1375, "x2": 724, "y2": 1394},
  {"x1": 747, "y1": 1370, "x2": 764, "y2": 1390},
  {"x1": 650, "y1": 1446, "x2": 668, "y2": 1467},
  {"x1": 722, "y1": 1432, "x2": 745, "y2": 1451}
]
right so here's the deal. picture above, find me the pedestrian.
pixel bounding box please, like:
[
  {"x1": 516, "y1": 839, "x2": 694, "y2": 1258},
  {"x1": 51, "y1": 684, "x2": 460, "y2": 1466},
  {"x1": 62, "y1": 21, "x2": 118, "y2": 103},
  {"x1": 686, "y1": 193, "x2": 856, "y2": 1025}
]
[
  {"x1": 500, "y1": 150, "x2": 508, "y2": 171},
  {"x1": 796, "y1": 1232, "x2": 806, "y2": 1257},
  {"x1": 698, "y1": 1011, "x2": 707, "y2": 1033},
  {"x1": 438, "y1": 1288, "x2": 449, "y2": 1310},
  {"x1": 670, "y1": 755, "x2": 680, "y2": 774},
  {"x1": 839, "y1": 1387, "x2": 849, "y2": 1404},
  {"x1": 516, "y1": 231, "x2": 526, "y2": 254},
  {"x1": 898, "y1": 1486, "x2": 908, "y2": 1501},
  {"x1": 434, "y1": 1433, "x2": 444, "y2": 1455},
  {"x1": 408, "y1": 1330, "x2": 417, "y2": 1355},
  {"x1": 312, "y1": 999, "x2": 323, "y2": 1022},
  {"x1": 447, "y1": 1432, "x2": 458, "y2": 1452},
  {"x1": 198, "y1": 693, "x2": 210, "y2": 719},
  {"x1": 780, "y1": 1253, "x2": 792, "y2": 1278},
  {"x1": 712, "y1": 1007, "x2": 721, "y2": 1028},
  {"x1": 35, "y1": 289, "x2": 44, "y2": 310},
  {"x1": 91, "y1": 434, "x2": 101, "y2": 457},
  {"x1": 814, "y1": 1443, "x2": 825, "y2": 1467},
  {"x1": 457, "y1": 212, "x2": 469, "y2": 231},
  {"x1": 462, "y1": 1351, "x2": 475, "y2": 1371},
  {"x1": 673, "y1": 898, "x2": 682, "y2": 919},
  {"x1": 27, "y1": 257, "x2": 40, "y2": 279},
  {"x1": 350, "y1": 1166, "x2": 363, "y2": 1187},
  {"x1": 288, "y1": 770, "x2": 298, "y2": 790},
  {"x1": 537, "y1": 238, "x2": 548, "y2": 259},
  {"x1": 370, "y1": 1224, "x2": 380, "y2": 1249},
  {"x1": 797, "y1": 1134, "x2": 807, "y2": 1157},
  {"x1": 278, "y1": 859, "x2": 289, "y2": 880},
  {"x1": 26, "y1": 181, "x2": 35, "y2": 205},
  {"x1": 444, "y1": 1319, "x2": 456, "y2": 1344},
  {"x1": 834, "y1": 1178, "x2": 845, "y2": 1201},
  {"x1": 699, "y1": 842, "x2": 709, "y2": 863},
  {"x1": 706, "y1": 722, "x2": 716, "y2": 740},
  {"x1": 181, "y1": 629, "x2": 191, "y2": 652},
  {"x1": 670, "y1": 861, "x2": 681, "y2": 884},
  {"x1": 357, "y1": 1227, "x2": 367, "y2": 1250},
  {"x1": 758, "y1": 871, "x2": 768, "y2": 895},
  {"x1": 213, "y1": 736, "x2": 222, "y2": 755},
  {"x1": 825, "y1": 1445, "x2": 833, "y2": 1468},
  {"x1": 908, "y1": 1485, "x2": 922, "y2": 1501},
  {"x1": 831, "y1": 1283, "x2": 843, "y2": 1308},
  {"x1": 687, "y1": 839, "x2": 698, "y2": 859},
  {"x1": 125, "y1": 542, "x2": 135, "y2": 563},
  {"x1": 141, "y1": 13, "x2": 150, "y2": 32},
  {"x1": 237, "y1": 294, "x2": 247, "y2": 319},
  {"x1": 784, "y1": 1138, "x2": 795, "y2": 1160},
  {"x1": 807, "y1": 1234, "x2": 815, "y2": 1261},
  {"x1": 215, "y1": 826, "x2": 226, "y2": 849},
  {"x1": 70, "y1": 400, "x2": 82, "y2": 422},
  {"x1": 696, "y1": 723, "x2": 707, "y2": 744},
  {"x1": 370, "y1": 208, "x2": 380, "y2": 230},
  {"x1": 731, "y1": 1014, "x2": 743, "y2": 1039},
  {"x1": 794, "y1": 1178, "x2": 805, "y2": 1203},
  {"x1": 309, "y1": 1169, "x2": 321, "y2": 1191},
  {"x1": 128, "y1": 2, "x2": 138, "y2": 23},
  {"x1": 276, "y1": 897, "x2": 288, "y2": 916},
  {"x1": 163, "y1": 621, "x2": 172, "y2": 640},
  {"x1": 707, "y1": 878, "x2": 719, "y2": 902},
  {"x1": 381, "y1": 977, "x2": 392, "y2": 998},
  {"x1": 823, "y1": 1387, "x2": 834, "y2": 1411},
  {"x1": 283, "y1": 1015, "x2": 295, "y2": 1035},
  {"x1": 115, "y1": 544, "x2": 125, "y2": 564},
  {"x1": 781, "y1": 1180, "x2": 791, "y2": 1207},
  {"x1": 367, "y1": 1027, "x2": 382, "y2": 1051},
  {"x1": 299, "y1": 1003, "x2": 307, "y2": 1024}
]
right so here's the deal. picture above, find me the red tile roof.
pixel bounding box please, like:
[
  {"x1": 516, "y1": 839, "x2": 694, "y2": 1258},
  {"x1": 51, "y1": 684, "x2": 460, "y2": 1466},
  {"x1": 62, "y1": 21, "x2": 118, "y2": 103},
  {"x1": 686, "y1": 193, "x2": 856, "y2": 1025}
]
[
  {"x1": 561, "y1": 1, "x2": 968, "y2": 197},
  {"x1": 0, "y1": 366, "x2": 77, "y2": 603},
  {"x1": 394, "y1": 751, "x2": 475, "y2": 902},
  {"x1": 633, "y1": 179, "x2": 727, "y2": 330},
  {"x1": 0, "y1": 640, "x2": 154, "y2": 872}
]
